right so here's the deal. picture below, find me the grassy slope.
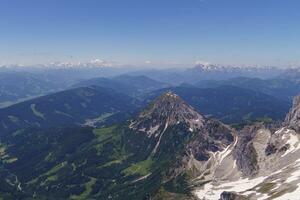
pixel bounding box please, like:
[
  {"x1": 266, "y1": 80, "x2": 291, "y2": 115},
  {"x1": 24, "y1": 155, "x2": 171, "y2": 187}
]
[{"x1": 0, "y1": 120, "x2": 195, "y2": 200}]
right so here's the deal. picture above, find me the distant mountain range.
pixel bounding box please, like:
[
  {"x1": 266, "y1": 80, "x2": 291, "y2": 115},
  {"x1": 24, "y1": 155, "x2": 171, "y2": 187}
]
[
  {"x1": 0, "y1": 86, "x2": 137, "y2": 135},
  {"x1": 195, "y1": 77, "x2": 300, "y2": 102},
  {"x1": 73, "y1": 75, "x2": 170, "y2": 97},
  {"x1": 0, "y1": 64, "x2": 299, "y2": 108},
  {"x1": 0, "y1": 82, "x2": 291, "y2": 137},
  {"x1": 280, "y1": 68, "x2": 300, "y2": 83},
  {"x1": 0, "y1": 72, "x2": 169, "y2": 108},
  {"x1": 0, "y1": 67, "x2": 143, "y2": 107},
  {"x1": 184, "y1": 64, "x2": 285, "y2": 82},
  {"x1": 127, "y1": 64, "x2": 288, "y2": 84},
  {"x1": 72, "y1": 74, "x2": 294, "y2": 124},
  {"x1": 0, "y1": 72, "x2": 60, "y2": 108}
]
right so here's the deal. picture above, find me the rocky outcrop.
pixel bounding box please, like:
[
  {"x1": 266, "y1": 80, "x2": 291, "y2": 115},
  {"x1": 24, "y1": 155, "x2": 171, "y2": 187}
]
[
  {"x1": 233, "y1": 124, "x2": 263, "y2": 176},
  {"x1": 187, "y1": 119, "x2": 235, "y2": 162},
  {"x1": 285, "y1": 94, "x2": 300, "y2": 131},
  {"x1": 130, "y1": 91, "x2": 204, "y2": 137},
  {"x1": 219, "y1": 192, "x2": 248, "y2": 200}
]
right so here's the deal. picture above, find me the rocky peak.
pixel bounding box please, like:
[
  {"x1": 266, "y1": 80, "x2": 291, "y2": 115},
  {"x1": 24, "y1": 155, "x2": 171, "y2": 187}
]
[
  {"x1": 285, "y1": 94, "x2": 300, "y2": 132},
  {"x1": 130, "y1": 92, "x2": 204, "y2": 136}
]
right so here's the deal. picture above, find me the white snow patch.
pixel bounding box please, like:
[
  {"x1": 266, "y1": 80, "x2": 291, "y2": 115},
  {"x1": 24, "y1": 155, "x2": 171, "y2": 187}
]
[
  {"x1": 152, "y1": 121, "x2": 169, "y2": 154},
  {"x1": 272, "y1": 158, "x2": 300, "y2": 199},
  {"x1": 276, "y1": 127, "x2": 285, "y2": 135},
  {"x1": 232, "y1": 160, "x2": 237, "y2": 169},
  {"x1": 138, "y1": 128, "x2": 146, "y2": 132},
  {"x1": 275, "y1": 186, "x2": 300, "y2": 200},
  {"x1": 17, "y1": 183, "x2": 22, "y2": 191},
  {"x1": 218, "y1": 145, "x2": 231, "y2": 165},
  {"x1": 165, "y1": 92, "x2": 178, "y2": 98},
  {"x1": 194, "y1": 157, "x2": 300, "y2": 200},
  {"x1": 194, "y1": 176, "x2": 266, "y2": 200},
  {"x1": 285, "y1": 158, "x2": 300, "y2": 183},
  {"x1": 129, "y1": 121, "x2": 135, "y2": 129}
]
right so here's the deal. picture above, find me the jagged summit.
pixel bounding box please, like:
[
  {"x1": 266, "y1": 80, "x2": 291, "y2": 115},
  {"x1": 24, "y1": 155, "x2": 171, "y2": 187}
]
[
  {"x1": 136, "y1": 91, "x2": 204, "y2": 122},
  {"x1": 154, "y1": 91, "x2": 181, "y2": 105},
  {"x1": 285, "y1": 94, "x2": 300, "y2": 131},
  {"x1": 130, "y1": 91, "x2": 204, "y2": 136}
]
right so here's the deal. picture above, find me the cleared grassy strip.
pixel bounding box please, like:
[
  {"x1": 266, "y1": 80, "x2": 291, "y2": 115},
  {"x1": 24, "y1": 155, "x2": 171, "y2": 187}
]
[{"x1": 70, "y1": 177, "x2": 97, "y2": 200}]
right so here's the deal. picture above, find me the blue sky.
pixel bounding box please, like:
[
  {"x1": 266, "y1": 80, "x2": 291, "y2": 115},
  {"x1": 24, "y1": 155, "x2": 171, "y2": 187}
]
[{"x1": 0, "y1": 0, "x2": 300, "y2": 67}]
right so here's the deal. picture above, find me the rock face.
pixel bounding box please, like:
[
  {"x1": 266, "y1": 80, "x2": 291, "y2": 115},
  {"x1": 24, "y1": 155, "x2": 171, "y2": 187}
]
[
  {"x1": 285, "y1": 94, "x2": 300, "y2": 131},
  {"x1": 219, "y1": 192, "x2": 247, "y2": 200},
  {"x1": 194, "y1": 94, "x2": 300, "y2": 200},
  {"x1": 130, "y1": 91, "x2": 205, "y2": 137},
  {"x1": 233, "y1": 124, "x2": 262, "y2": 176}
]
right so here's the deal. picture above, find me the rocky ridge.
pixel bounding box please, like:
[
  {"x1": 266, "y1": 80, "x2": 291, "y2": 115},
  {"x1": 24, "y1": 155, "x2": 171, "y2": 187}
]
[
  {"x1": 285, "y1": 95, "x2": 300, "y2": 131},
  {"x1": 193, "y1": 93, "x2": 300, "y2": 200}
]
